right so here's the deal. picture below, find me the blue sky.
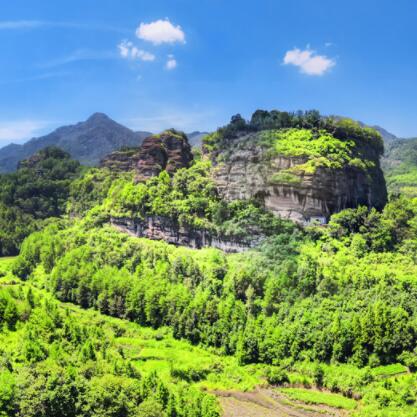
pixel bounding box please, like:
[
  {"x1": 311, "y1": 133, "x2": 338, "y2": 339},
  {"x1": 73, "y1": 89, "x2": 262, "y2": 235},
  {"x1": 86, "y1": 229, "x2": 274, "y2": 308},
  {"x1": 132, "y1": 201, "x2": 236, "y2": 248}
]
[{"x1": 1, "y1": 0, "x2": 417, "y2": 145}]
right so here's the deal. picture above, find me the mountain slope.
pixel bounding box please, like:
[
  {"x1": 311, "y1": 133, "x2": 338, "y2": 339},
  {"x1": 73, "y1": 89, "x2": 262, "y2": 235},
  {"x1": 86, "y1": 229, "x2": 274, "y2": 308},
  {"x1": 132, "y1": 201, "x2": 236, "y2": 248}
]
[
  {"x1": 367, "y1": 125, "x2": 397, "y2": 142},
  {"x1": 186, "y1": 131, "x2": 210, "y2": 147},
  {"x1": 382, "y1": 137, "x2": 417, "y2": 196},
  {"x1": 0, "y1": 113, "x2": 151, "y2": 172}
]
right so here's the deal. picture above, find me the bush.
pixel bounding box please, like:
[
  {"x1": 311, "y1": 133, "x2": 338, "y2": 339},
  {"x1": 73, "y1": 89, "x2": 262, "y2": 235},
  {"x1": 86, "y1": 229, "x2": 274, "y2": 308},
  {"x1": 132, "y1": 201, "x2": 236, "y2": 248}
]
[{"x1": 265, "y1": 367, "x2": 290, "y2": 386}]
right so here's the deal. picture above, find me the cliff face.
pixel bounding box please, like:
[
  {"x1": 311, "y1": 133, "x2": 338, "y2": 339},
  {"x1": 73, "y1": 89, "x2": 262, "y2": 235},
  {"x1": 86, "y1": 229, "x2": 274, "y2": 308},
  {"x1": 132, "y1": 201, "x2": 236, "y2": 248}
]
[
  {"x1": 111, "y1": 217, "x2": 257, "y2": 253},
  {"x1": 99, "y1": 148, "x2": 141, "y2": 172},
  {"x1": 135, "y1": 131, "x2": 193, "y2": 181},
  {"x1": 100, "y1": 130, "x2": 193, "y2": 180},
  {"x1": 211, "y1": 132, "x2": 387, "y2": 223}
]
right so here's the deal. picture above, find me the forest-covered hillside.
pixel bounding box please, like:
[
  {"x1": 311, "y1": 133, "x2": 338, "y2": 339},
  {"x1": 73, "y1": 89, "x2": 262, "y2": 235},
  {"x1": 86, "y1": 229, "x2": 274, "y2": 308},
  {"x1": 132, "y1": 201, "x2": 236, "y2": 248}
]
[
  {"x1": 383, "y1": 137, "x2": 417, "y2": 198},
  {"x1": 0, "y1": 146, "x2": 81, "y2": 255},
  {"x1": 1, "y1": 110, "x2": 417, "y2": 417}
]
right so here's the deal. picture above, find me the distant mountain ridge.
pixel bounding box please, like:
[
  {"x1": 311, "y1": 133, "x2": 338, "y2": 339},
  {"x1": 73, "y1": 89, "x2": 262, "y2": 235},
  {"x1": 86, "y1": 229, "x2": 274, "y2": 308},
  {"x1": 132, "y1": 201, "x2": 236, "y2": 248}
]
[
  {"x1": 186, "y1": 131, "x2": 210, "y2": 147},
  {"x1": 0, "y1": 113, "x2": 151, "y2": 173},
  {"x1": 371, "y1": 125, "x2": 398, "y2": 142}
]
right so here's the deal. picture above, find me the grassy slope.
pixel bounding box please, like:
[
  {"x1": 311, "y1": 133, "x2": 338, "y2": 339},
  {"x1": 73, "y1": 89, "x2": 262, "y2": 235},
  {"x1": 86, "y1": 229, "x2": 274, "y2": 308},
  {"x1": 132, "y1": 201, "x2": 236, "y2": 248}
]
[
  {"x1": 279, "y1": 388, "x2": 357, "y2": 410},
  {"x1": 4, "y1": 256, "x2": 417, "y2": 416}
]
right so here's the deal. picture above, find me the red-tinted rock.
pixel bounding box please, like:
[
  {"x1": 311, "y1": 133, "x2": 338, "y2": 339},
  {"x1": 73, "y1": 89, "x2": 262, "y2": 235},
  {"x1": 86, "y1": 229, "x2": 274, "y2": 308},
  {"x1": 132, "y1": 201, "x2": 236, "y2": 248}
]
[
  {"x1": 99, "y1": 147, "x2": 140, "y2": 172},
  {"x1": 135, "y1": 130, "x2": 193, "y2": 182}
]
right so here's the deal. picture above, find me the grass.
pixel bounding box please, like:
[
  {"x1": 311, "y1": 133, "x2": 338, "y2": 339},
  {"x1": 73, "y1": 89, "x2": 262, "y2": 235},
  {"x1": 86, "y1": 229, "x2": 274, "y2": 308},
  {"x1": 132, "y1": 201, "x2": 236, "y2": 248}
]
[
  {"x1": 371, "y1": 363, "x2": 408, "y2": 377},
  {"x1": 270, "y1": 171, "x2": 302, "y2": 185},
  {"x1": 279, "y1": 387, "x2": 357, "y2": 410},
  {"x1": 259, "y1": 128, "x2": 375, "y2": 175},
  {"x1": 0, "y1": 257, "x2": 18, "y2": 282}
]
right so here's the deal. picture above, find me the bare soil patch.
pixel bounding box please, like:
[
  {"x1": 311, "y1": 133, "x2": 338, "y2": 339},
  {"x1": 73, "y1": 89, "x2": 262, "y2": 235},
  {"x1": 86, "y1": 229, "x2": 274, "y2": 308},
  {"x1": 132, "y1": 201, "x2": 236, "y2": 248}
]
[{"x1": 216, "y1": 388, "x2": 350, "y2": 417}]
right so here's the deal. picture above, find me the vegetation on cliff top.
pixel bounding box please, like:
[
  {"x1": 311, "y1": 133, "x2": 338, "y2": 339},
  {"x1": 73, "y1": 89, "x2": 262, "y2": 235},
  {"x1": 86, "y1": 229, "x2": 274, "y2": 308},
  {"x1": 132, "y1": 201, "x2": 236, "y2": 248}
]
[
  {"x1": 204, "y1": 110, "x2": 384, "y2": 155},
  {"x1": 203, "y1": 110, "x2": 384, "y2": 183}
]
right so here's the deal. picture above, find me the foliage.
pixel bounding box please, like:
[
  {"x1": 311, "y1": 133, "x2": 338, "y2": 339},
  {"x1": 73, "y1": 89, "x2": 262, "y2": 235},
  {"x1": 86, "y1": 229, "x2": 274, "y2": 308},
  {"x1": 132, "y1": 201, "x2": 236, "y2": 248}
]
[
  {"x1": 383, "y1": 137, "x2": 417, "y2": 197},
  {"x1": 203, "y1": 110, "x2": 384, "y2": 157},
  {"x1": 280, "y1": 388, "x2": 357, "y2": 410},
  {"x1": 68, "y1": 167, "x2": 128, "y2": 216},
  {"x1": 0, "y1": 147, "x2": 81, "y2": 255},
  {"x1": 0, "y1": 283, "x2": 221, "y2": 417},
  {"x1": 13, "y1": 195, "x2": 417, "y2": 374},
  {"x1": 105, "y1": 159, "x2": 295, "y2": 240},
  {"x1": 262, "y1": 128, "x2": 362, "y2": 173}
]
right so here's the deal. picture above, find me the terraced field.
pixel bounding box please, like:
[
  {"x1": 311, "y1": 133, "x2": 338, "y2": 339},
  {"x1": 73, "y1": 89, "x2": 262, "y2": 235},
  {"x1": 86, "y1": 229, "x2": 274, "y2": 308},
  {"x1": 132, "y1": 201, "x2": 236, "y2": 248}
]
[{"x1": 218, "y1": 388, "x2": 352, "y2": 417}]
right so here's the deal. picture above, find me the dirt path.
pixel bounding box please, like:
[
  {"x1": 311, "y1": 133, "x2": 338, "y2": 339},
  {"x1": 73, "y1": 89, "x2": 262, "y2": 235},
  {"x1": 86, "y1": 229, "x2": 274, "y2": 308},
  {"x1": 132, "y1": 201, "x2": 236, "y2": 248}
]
[{"x1": 216, "y1": 389, "x2": 348, "y2": 417}]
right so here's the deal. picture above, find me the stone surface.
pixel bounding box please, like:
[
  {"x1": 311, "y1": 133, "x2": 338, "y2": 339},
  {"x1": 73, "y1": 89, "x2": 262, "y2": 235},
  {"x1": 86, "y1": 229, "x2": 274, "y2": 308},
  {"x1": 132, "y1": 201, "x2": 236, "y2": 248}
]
[
  {"x1": 211, "y1": 133, "x2": 387, "y2": 223},
  {"x1": 135, "y1": 131, "x2": 193, "y2": 181},
  {"x1": 111, "y1": 216, "x2": 259, "y2": 253},
  {"x1": 99, "y1": 147, "x2": 141, "y2": 172}
]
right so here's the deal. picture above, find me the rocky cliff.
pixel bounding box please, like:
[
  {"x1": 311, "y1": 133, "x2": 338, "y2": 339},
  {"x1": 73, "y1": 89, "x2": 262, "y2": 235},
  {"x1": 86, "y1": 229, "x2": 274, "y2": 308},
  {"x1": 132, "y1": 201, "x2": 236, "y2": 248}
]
[
  {"x1": 111, "y1": 216, "x2": 257, "y2": 253},
  {"x1": 205, "y1": 114, "x2": 387, "y2": 223},
  {"x1": 101, "y1": 129, "x2": 194, "y2": 180},
  {"x1": 102, "y1": 111, "x2": 388, "y2": 237},
  {"x1": 135, "y1": 130, "x2": 193, "y2": 181},
  {"x1": 99, "y1": 147, "x2": 141, "y2": 172}
]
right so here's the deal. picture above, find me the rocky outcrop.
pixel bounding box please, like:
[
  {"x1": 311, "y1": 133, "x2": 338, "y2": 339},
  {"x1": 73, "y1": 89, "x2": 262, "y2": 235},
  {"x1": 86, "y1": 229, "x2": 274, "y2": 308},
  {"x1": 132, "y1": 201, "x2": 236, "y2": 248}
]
[
  {"x1": 211, "y1": 133, "x2": 387, "y2": 223},
  {"x1": 100, "y1": 147, "x2": 140, "y2": 172},
  {"x1": 111, "y1": 216, "x2": 259, "y2": 253},
  {"x1": 99, "y1": 129, "x2": 194, "y2": 179},
  {"x1": 135, "y1": 130, "x2": 193, "y2": 181}
]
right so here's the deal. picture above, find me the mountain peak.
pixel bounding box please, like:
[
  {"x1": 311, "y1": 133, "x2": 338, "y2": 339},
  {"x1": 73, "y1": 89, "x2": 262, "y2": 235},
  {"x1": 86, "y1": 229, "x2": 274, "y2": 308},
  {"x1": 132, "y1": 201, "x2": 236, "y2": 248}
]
[
  {"x1": 86, "y1": 112, "x2": 112, "y2": 124},
  {"x1": 0, "y1": 114, "x2": 151, "y2": 172}
]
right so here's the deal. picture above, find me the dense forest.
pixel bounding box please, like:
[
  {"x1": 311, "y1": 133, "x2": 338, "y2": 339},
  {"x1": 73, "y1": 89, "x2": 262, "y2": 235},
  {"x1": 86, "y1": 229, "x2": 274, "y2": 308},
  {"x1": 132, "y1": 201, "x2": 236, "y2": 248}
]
[
  {"x1": 0, "y1": 111, "x2": 417, "y2": 416},
  {"x1": 0, "y1": 147, "x2": 81, "y2": 256},
  {"x1": 383, "y1": 137, "x2": 417, "y2": 198}
]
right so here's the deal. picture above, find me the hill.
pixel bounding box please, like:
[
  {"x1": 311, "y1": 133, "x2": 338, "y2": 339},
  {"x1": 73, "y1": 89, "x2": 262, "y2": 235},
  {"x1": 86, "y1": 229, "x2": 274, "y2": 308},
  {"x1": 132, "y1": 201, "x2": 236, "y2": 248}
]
[
  {"x1": 0, "y1": 146, "x2": 81, "y2": 255},
  {"x1": 1, "y1": 109, "x2": 417, "y2": 417},
  {"x1": 0, "y1": 113, "x2": 151, "y2": 172},
  {"x1": 382, "y1": 137, "x2": 417, "y2": 197},
  {"x1": 206, "y1": 112, "x2": 387, "y2": 223}
]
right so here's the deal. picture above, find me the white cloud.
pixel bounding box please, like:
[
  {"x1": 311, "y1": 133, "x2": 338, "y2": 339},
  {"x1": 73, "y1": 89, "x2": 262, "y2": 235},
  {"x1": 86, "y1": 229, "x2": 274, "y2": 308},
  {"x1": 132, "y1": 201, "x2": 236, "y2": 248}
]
[
  {"x1": 0, "y1": 20, "x2": 44, "y2": 29},
  {"x1": 40, "y1": 49, "x2": 117, "y2": 68},
  {"x1": 136, "y1": 19, "x2": 185, "y2": 45},
  {"x1": 118, "y1": 40, "x2": 155, "y2": 61},
  {"x1": 283, "y1": 48, "x2": 335, "y2": 76},
  {"x1": 165, "y1": 55, "x2": 177, "y2": 70},
  {"x1": 0, "y1": 120, "x2": 51, "y2": 144},
  {"x1": 0, "y1": 20, "x2": 126, "y2": 33}
]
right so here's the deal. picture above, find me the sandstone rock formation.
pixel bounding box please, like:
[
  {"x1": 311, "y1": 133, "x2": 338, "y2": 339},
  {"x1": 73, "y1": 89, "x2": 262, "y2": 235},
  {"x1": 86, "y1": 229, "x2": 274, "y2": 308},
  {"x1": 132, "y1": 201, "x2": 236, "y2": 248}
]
[
  {"x1": 111, "y1": 216, "x2": 258, "y2": 253},
  {"x1": 135, "y1": 130, "x2": 193, "y2": 181},
  {"x1": 210, "y1": 133, "x2": 387, "y2": 223},
  {"x1": 100, "y1": 129, "x2": 194, "y2": 181},
  {"x1": 100, "y1": 147, "x2": 141, "y2": 172}
]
